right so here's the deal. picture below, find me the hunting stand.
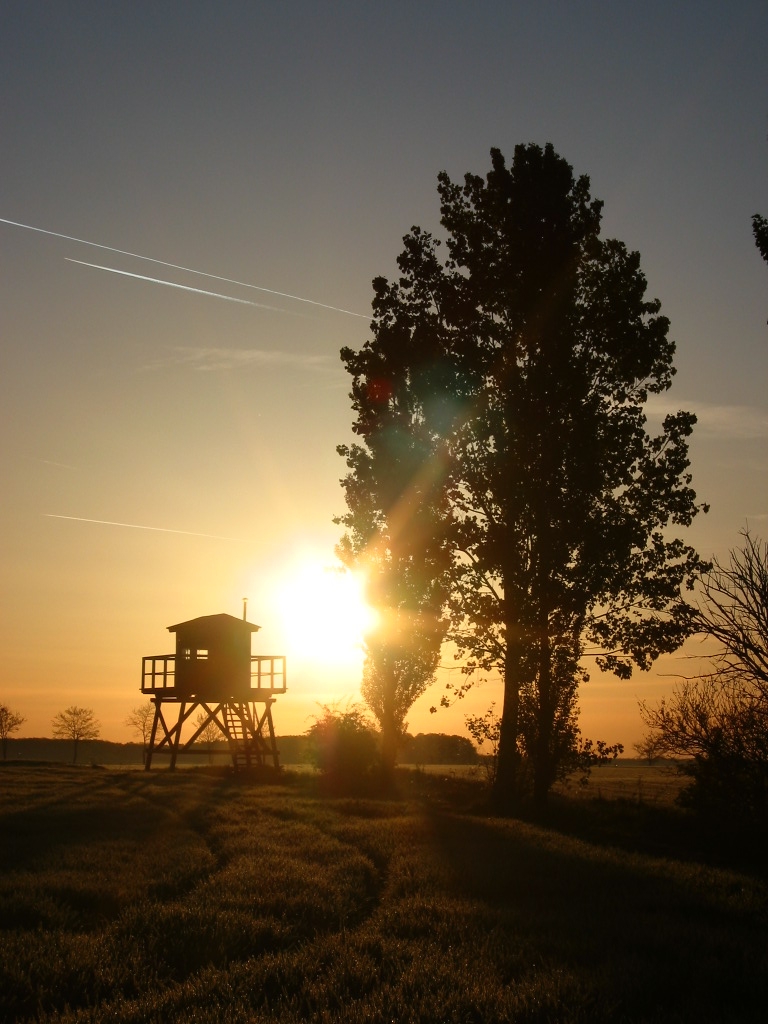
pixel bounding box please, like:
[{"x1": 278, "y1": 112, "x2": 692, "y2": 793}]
[{"x1": 141, "y1": 612, "x2": 286, "y2": 770}]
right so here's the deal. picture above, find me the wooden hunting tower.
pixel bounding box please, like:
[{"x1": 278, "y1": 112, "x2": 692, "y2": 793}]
[{"x1": 141, "y1": 612, "x2": 286, "y2": 770}]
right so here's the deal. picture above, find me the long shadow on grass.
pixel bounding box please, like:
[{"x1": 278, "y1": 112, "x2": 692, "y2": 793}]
[
  {"x1": 0, "y1": 769, "x2": 226, "y2": 876},
  {"x1": 527, "y1": 794, "x2": 768, "y2": 879},
  {"x1": 424, "y1": 805, "x2": 768, "y2": 1022}
]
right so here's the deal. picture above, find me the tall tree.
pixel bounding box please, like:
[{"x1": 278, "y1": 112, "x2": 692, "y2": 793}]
[
  {"x1": 52, "y1": 705, "x2": 100, "y2": 764},
  {"x1": 358, "y1": 601, "x2": 443, "y2": 776},
  {"x1": 340, "y1": 144, "x2": 707, "y2": 807},
  {"x1": 336, "y1": 391, "x2": 450, "y2": 776}
]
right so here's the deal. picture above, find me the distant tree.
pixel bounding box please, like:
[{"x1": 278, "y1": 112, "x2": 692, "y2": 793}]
[
  {"x1": 194, "y1": 710, "x2": 222, "y2": 764},
  {"x1": 125, "y1": 702, "x2": 154, "y2": 763},
  {"x1": 340, "y1": 143, "x2": 707, "y2": 809},
  {"x1": 400, "y1": 731, "x2": 479, "y2": 765},
  {"x1": 633, "y1": 734, "x2": 665, "y2": 765},
  {"x1": 753, "y1": 214, "x2": 768, "y2": 264},
  {"x1": 305, "y1": 703, "x2": 379, "y2": 786},
  {"x1": 0, "y1": 703, "x2": 26, "y2": 760},
  {"x1": 51, "y1": 705, "x2": 100, "y2": 764},
  {"x1": 641, "y1": 531, "x2": 768, "y2": 823}
]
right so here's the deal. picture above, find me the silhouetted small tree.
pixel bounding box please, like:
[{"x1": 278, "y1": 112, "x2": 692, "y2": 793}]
[
  {"x1": 195, "y1": 710, "x2": 222, "y2": 764},
  {"x1": 0, "y1": 703, "x2": 25, "y2": 760},
  {"x1": 358, "y1": 608, "x2": 443, "y2": 778},
  {"x1": 633, "y1": 734, "x2": 665, "y2": 765},
  {"x1": 641, "y1": 531, "x2": 768, "y2": 824},
  {"x1": 125, "y1": 702, "x2": 154, "y2": 764},
  {"x1": 52, "y1": 705, "x2": 100, "y2": 764}
]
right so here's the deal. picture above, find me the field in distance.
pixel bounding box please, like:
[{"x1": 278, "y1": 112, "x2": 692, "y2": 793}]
[{"x1": 1, "y1": 763, "x2": 765, "y2": 1023}]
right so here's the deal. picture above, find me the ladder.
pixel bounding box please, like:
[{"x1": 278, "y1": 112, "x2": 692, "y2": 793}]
[{"x1": 223, "y1": 703, "x2": 252, "y2": 770}]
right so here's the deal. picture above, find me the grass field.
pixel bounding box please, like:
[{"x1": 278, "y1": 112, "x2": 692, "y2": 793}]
[{"x1": 1, "y1": 763, "x2": 766, "y2": 1023}]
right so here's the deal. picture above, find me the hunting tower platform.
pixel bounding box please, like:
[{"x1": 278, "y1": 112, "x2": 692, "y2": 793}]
[{"x1": 141, "y1": 612, "x2": 286, "y2": 770}]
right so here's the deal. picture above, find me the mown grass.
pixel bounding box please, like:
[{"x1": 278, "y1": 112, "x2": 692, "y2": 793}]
[{"x1": 0, "y1": 763, "x2": 766, "y2": 1023}]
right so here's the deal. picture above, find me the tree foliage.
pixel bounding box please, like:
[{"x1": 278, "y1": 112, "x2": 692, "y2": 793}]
[
  {"x1": 467, "y1": 702, "x2": 622, "y2": 790},
  {"x1": 337, "y1": 315, "x2": 452, "y2": 775},
  {"x1": 51, "y1": 705, "x2": 100, "y2": 764},
  {"x1": 641, "y1": 532, "x2": 768, "y2": 823},
  {"x1": 340, "y1": 144, "x2": 706, "y2": 807},
  {"x1": 0, "y1": 703, "x2": 25, "y2": 760},
  {"x1": 358, "y1": 609, "x2": 443, "y2": 775}
]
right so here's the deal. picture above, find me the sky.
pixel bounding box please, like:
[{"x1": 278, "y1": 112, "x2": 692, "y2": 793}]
[{"x1": 1, "y1": 1, "x2": 766, "y2": 750}]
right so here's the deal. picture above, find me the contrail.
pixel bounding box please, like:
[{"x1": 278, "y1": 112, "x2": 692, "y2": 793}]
[
  {"x1": 65, "y1": 258, "x2": 301, "y2": 313},
  {"x1": 45, "y1": 513, "x2": 242, "y2": 541},
  {"x1": 1, "y1": 216, "x2": 371, "y2": 319}
]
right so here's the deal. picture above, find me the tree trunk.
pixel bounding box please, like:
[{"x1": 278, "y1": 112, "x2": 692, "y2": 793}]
[
  {"x1": 493, "y1": 628, "x2": 523, "y2": 812},
  {"x1": 532, "y1": 494, "x2": 554, "y2": 807},
  {"x1": 379, "y1": 677, "x2": 398, "y2": 783},
  {"x1": 533, "y1": 627, "x2": 553, "y2": 808}
]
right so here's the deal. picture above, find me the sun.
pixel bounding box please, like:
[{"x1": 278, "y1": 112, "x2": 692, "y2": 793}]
[{"x1": 274, "y1": 556, "x2": 377, "y2": 667}]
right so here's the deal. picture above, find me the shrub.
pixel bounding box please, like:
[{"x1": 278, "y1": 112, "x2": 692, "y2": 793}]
[{"x1": 305, "y1": 704, "x2": 379, "y2": 785}]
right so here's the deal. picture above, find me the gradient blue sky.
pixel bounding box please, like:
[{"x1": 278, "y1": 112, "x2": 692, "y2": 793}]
[{"x1": 1, "y1": 1, "x2": 766, "y2": 745}]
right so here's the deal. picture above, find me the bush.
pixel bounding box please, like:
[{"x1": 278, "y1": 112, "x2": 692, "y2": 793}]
[{"x1": 305, "y1": 704, "x2": 379, "y2": 785}]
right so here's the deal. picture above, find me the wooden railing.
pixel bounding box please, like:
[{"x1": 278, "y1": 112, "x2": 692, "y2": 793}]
[
  {"x1": 142, "y1": 655, "x2": 176, "y2": 692},
  {"x1": 250, "y1": 655, "x2": 287, "y2": 692},
  {"x1": 141, "y1": 654, "x2": 287, "y2": 695}
]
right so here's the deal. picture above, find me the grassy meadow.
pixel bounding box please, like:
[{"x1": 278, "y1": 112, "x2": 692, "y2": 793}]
[{"x1": 1, "y1": 763, "x2": 766, "y2": 1023}]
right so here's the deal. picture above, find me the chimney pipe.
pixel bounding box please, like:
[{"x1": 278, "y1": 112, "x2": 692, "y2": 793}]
[{"x1": 243, "y1": 597, "x2": 247, "y2": 621}]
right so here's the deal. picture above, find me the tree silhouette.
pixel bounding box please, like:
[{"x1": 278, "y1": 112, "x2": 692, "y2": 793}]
[
  {"x1": 358, "y1": 606, "x2": 442, "y2": 776},
  {"x1": 336, "y1": 350, "x2": 451, "y2": 777},
  {"x1": 340, "y1": 144, "x2": 707, "y2": 808},
  {"x1": 52, "y1": 705, "x2": 100, "y2": 764},
  {"x1": 753, "y1": 213, "x2": 768, "y2": 264},
  {"x1": 125, "y1": 702, "x2": 154, "y2": 764},
  {"x1": 194, "y1": 710, "x2": 221, "y2": 763},
  {"x1": 641, "y1": 532, "x2": 768, "y2": 822},
  {"x1": 0, "y1": 703, "x2": 25, "y2": 760}
]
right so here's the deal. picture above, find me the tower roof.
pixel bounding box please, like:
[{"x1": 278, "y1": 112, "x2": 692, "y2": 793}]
[{"x1": 167, "y1": 613, "x2": 261, "y2": 634}]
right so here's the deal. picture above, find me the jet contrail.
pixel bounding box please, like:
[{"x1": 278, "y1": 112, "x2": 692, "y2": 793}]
[
  {"x1": 1, "y1": 216, "x2": 371, "y2": 319},
  {"x1": 45, "y1": 513, "x2": 242, "y2": 541},
  {"x1": 65, "y1": 258, "x2": 302, "y2": 313}
]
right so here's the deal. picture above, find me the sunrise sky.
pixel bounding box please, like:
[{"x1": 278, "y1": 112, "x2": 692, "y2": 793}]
[{"x1": 1, "y1": 1, "x2": 766, "y2": 749}]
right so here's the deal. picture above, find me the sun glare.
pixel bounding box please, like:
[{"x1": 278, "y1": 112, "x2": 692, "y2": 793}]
[{"x1": 274, "y1": 558, "x2": 377, "y2": 666}]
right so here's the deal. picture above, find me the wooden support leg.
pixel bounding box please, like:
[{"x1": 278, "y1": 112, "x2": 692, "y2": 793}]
[
  {"x1": 170, "y1": 701, "x2": 186, "y2": 771},
  {"x1": 145, "y1": 699, "x2": 162, "y2": 771},
  {"x1": 258, "y1": 699, "x2": 279, "y2": 769}
]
